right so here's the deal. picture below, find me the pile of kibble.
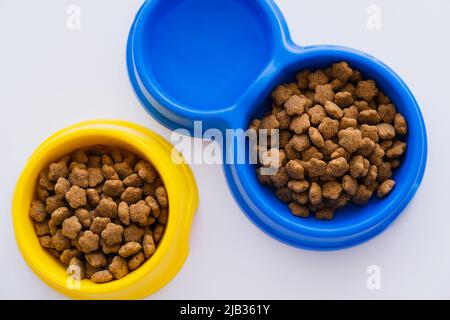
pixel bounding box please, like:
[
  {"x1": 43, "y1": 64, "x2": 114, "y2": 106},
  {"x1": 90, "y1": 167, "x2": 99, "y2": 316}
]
[
  {"x1": 250, "y1": 61, "x2": 407, "y2": 220},
  {"x1": 29, "y1": 145, "x2": 168, "y2": 283}
]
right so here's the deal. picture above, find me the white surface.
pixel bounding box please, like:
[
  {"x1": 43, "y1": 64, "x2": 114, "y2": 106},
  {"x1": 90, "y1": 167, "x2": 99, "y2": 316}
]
[{"x1": 0, "y1": 0, "x2": 449, "y2": 299}]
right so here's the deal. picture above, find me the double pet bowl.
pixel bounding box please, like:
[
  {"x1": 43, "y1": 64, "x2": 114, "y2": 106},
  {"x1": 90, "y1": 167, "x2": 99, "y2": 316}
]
[{"x1": 13, "y1": 0, "x2": 427, "y2": 299}]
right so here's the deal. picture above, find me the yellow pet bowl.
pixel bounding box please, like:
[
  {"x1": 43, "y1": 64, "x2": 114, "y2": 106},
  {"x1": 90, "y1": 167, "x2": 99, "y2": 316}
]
[{"x1": 12, "y1": 120, "x2": 199, "y2": 299}]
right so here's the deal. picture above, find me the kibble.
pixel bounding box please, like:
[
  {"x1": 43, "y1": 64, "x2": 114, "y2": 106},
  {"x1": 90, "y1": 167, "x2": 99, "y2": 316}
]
[
  {"x1": 251, "y1": 62, "x2": 407, "y2": 219},
  {"x1": 29, "y1": 146, "x2": 168, "y2": 282}
]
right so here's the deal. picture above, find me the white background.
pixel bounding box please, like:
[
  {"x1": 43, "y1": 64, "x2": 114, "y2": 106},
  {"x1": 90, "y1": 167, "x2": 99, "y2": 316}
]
[{"x1": 0, "y1": 0, "x2": 449, "y2": 299}]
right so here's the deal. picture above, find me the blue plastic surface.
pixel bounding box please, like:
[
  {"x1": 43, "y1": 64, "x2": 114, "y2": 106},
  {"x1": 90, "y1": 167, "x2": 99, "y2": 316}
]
[{"x1": 127, "y1": 0, "x2": 427, "y2": 250}]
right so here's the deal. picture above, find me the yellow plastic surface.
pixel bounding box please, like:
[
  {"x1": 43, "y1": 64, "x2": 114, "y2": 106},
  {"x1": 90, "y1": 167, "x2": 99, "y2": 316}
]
[{"x1": 12, "y1": 120, "x2": 199, "y2": 299}]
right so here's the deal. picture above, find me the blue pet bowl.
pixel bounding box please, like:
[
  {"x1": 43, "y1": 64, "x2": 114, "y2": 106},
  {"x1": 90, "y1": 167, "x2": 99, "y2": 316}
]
[{"x1": 127, "y1": 0, "x2": 427, "y2": 250}]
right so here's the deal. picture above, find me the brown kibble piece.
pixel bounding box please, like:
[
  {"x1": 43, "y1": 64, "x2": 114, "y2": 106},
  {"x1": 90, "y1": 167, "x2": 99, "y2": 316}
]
[
  {"x1": 145, "y1": 196, "x2": 161, "y2": 218},
  {"x1": 103, "y1": 180, "x2": 124, "y2": 198},
  {"x1": 85, "y1": 262, "x2": 101, "y2": 279},
  {"x1": 60, "y1": 248, "x2": 76, "y2": 265},
  {"x1": 48, "y1": 161, "x2": 69, "y2": 182},
  {"x1": 102, "y1": 164, "x2": 119, "y2": 180},
  {"x1": 355, "y1": 80, "x2": 379, "y2": 102},
  {"x1": 360, "y1": 124, "x2": 379, "y2": 143},
  {"x1": 36, "y1": 185, "x2": 50, "y2": 201},
  {"x1": 75, "y1": 208, "x2": 91, "y2": 228},
  {"x1": 142, "y1": 234, "x2": 156, "y2": 258},
  {"x1": 369, "y1": 144, "x2": 385, "y2": 166},
  {"x1": 314, "y1": 84, "x2": 335, "y2": 105},
  {"x1": 308, "y1": 127, "x2": 325, "y2": 148},
  {"x1": 308, "y1": 105, "x2": 327, "y2": 125},
  {"x1": 284, "y1": 95, "x2": 311, "y2": 116},
  {"x1": 353, "y1": 184, "x2": 373, "y2": 205},
  {"x1": 334, "y1": 91, "x2": 354, "y2": 108},
  {"x1": 85, "y1": 251, "x2": 107, "y2": 268},
  {"x1": 79, "y1": 230, "x2": 100, "y2": 253},
  {"x1": 102, "y1": 154, "x2": 114, "y2": 166},
  {"x1": 123, "y1": 174, "x2": 144, "y2": 188},
  {"x1": 87, "y1": 168, "x2": 104, "y2": 188},
  {"x1": 303, "y1": 158, "x2": 327, "y2": 177},
  {"x1": 87, "y1": 155, "x2": 102, "y2": 168},
  {"x1": 359, "y1": 110, "x2": 381, "y2": 125},
  {"x1": 285, "y1": 160, "x2": 304, "y2": 180},
  {"x1": 276, "y1": 187, "x2": 292, "y2": 203},
  {"x1": 124, "y1": 224, "x2": 145, "y2": 243},
  {"x1": 91, "y1": 270, "x2": 113, "y2": 283},
  {"x1": 121, "y1": 187, "x2": 144, "y2": 205},
  {"x1": 356, "y1": 138, "x2": 376, "y2": 157},
  {"x1": 271, "y1": 85, "x2": 293, "y2": 106},
  {"x1": 309, "y1": 182, "x2": 322, "y2": 206},
  {"x1": 46, "y1": 195, "x2": 66, "y2": 214},
  {"x1": 101, "y1": 223, "x2": 123, "y2": 246},
  {"x1": 118, "y1": 202, "x2": 130, "y2": 225},
  {"x1": 62, "y1": 216, "x2": 82, "y2": 239},
  {"x1": 322, "y1": 181, "x2": 342, "y2": 200},
  {"x1": 342, "y1": 175, "x2": 358, "y2": 196},
  {"x1": 97, "y1": 198, "x2": 118, "y2": 218},
  {"x1": 34, "y1": 221, "x2": 50, "y2": 236},
  {"x1": 155, "y1": 186, "x2": 168, "y2": 208},
  {"x1": 153, "y1": 224, "x2": 164, "y2": 243},
  {"x1": 331, "y1": 147, "x2": 350, "y2": 161},
  {"x1": 119, "y1": 242, "x2": 142, "y2": 258},
  {"x1": 288, "y1": 202, "x2": 309, "y2": 218},
  {"x1": 54, "y1": 177, "x2": 71, "y2": 196},
  {"x1": 39, "y1": 235, "x2": 54, "y2": 249},
  {"x1": 100, "y1": 239, "x2": 120, "y2": 254},
  {"x1": 90, "y1": 217, "x2": 111, "y2": 235},
  {"x1": 378, "y1": 104, "x2": 397, "y2": 124},
  {"x1": 326, "y1": 157, "x2": 349, "y2": 177},
  {"x1": 315, "y1": 208, "x2": 334, "y2": 220},
  {"x1": 113, "y1": 162, "x2": 134, "y2": 180},
  {"x1": 109, "y1": 256, "x2": 129, "y2": 280},
  {"x1": 287, "y1": 180, "x2": 310, "y2": 193},
  {"x1": 349, "y1": 155, "x2": 366, "y2": 178},
  {"x1": 86, "y1": 188, "x2": 100, "y2": 207},
  {"x1": 394, "y1": 113, "x2": 408, "y2": 135},
  {"x1": 71, "y1": 149, "x2": 88, "y2": 164},
  {"x1": 143, "y1": 233, "x2": 156, "y2": 258},
  {"x1": 49, "y1": 207, "x2": 71, "y2": 227},
  {"x1": 296, "y1": 70, "x2": 310, "y2": 89},
  {"x1": 324, "y1": 101, "x2": 343, "y2": 119},
  {"x1": 135, "y1": 160, "x2": 158, "y2": 184},
  {"x1": 331, "y1": 61, "x2": 353, "y2": 82},
  {"x1": 318, "y1": 117, "x2": 339, "y2": 139},
  {"x1": 307, "y1": 70, "x2": 328, "y2": 90},
  {"x1": 52, "y1": 230, "x2": 72, "y2": 251},
  {"x1": 377, "y1": 179, "x2": 396, "y2": 198},
  {"x1": 128, "y1": 252, "x2": 146, "y2": 271},
  {"x1": 65, "y1": 186, "x2": 87, "y2": 209},
  {"x1": 39, "y1": 170, "x2": 55, "y2": 191},
  {"x1": 29, "y1": 200, "x2": 47, "y2": 222},
  {"x1": 290, "y1": 113, "x2": 310, "y2": 135},
  {"x1": 338, "y1": 128, "x2": 362, "y2": 153},
  {"x1": 69, "y1": 167, "x2": 89, "y2": 188},
  {"x1": 377, "y1": 123, "x2": 396, "y2": 140},
  {"x1": 289, "y1": 134, "x2": 311, "y2": 152},
  {"x1": 130, "y1": 200, "x2": 151, "y2": 226},
  {"x1": 386, "y1": 141, "x2": 407, "y2": 158}
]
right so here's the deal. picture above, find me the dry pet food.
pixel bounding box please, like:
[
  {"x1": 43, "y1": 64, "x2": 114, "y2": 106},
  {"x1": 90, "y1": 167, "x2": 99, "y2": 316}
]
[
  {"x1": 29, "y1": 146, "x2": 168, "y2": 283},
  {"x1": 251, "y1": 61, "x2": 407, "y2": 220}
]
